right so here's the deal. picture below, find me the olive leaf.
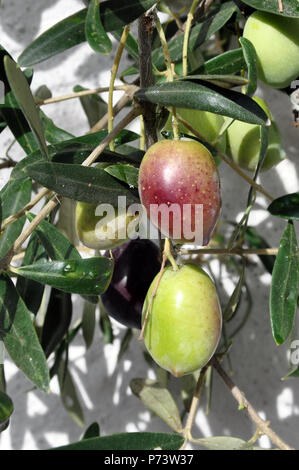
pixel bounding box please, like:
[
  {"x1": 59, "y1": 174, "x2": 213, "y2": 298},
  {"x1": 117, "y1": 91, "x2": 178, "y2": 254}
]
[{"x1": 130, "y1": 378, "x2": 182, "y2": 433}]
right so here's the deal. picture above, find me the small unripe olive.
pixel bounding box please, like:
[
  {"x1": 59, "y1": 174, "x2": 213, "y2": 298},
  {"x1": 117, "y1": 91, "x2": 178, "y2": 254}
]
[
  {"x1": 143, "y1": 264, "x2": 222, "y2": 377},
  {"x1": 75, "y1": 201, "x2": 138, "y2": 250},
  {"x1": 226, "y1": 96, "x2": 285, "y2": 171},
  {"x1": 163, "y1": 108, "x2": 226, "y2": 155},
  {"x1": 243, "y1": 11, "x2": 299, "y2": 89}
]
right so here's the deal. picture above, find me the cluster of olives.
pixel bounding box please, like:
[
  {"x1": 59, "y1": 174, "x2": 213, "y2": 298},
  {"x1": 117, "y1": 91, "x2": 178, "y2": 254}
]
[{"x1": 75, "y1": 10, "x2": 298, "y2": 376}]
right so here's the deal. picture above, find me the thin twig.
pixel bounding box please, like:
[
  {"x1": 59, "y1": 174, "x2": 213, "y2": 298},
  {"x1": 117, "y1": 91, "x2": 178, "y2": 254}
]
[
  {"x1": 278, "y1": 0, "x2": 283, "y2": 12},
  {"x1": 35, "y1": 85, "x2": 129, "y2": 106},
  {"x1": 180, "y1": 366, "x2": 208, "y2": 449},
  {"x1": 212, "y1": 357, "x2": 294, "y2": 451},
  {"x1": 182, "y1": 0, "x2": 201, "y2": 76},
  {"x1": 180, "y1": 247, "x2": 278, "y2": 256},
  {"x1": 88, "y1": 85, "x2": 138, "y2": 134},
  {"x1": 1, "y1": 188, "x2": 50, "y2": 231}
]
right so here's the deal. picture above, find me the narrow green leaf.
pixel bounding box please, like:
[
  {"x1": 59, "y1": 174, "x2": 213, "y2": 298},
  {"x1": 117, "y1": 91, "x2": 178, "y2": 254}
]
[
  {"x1": 82, "y1": 301, "x2": 96, "y2": 349},
  {"x1": 223, "y1": 260, "x2": 246, "y2": 321},
  {"x1": 0, "y1": 177, "x2": 31, "y2": 220},
  {"x1": 0, "y1": 275, "x2": 50, "y2": 392},
  {"x1": 52, "y1": 432, "x2": 184, "y2": 450},
  {"x1": 4, "y1": 56, "x2": 49, "y2": 160},
  {"x1": 0, "y1": 46, "x2": 38, "y2": 155},
  {"x1": 180, "y1": 74, "x2": 248, "y2": 88},
  {"x1": 58, "y1": 359, "x2": 84, "y2": 427},
  {"x1": 194, "y1": 49, "x2": 246, "y2": 76},
  {"x1": 11, "y1": 130, "x2": 140, "y2": 180},
  {"x1": 16, "y1": 233, "x2": 47, "y2": 315},
  {"x1": 14, "y1": 257, "x2": 114, "y2": 296},
  {"x1": 270, "y1": 222, "x2": 299, "y2": 345},
  {"x1": 117, "y1": 328, "x2": 133, "y2": 363},
  {"x1": 40, "y1": 111, "x2": 74, "y2": 144},
  {"x1": 82, "y1": 422, "x2": 100, "y2": 440},
  {"x1": 130, "y1": 378, "x2": 182, "y2": 432},
  {"x1": 0, "y1": 178, "x2": 32, "y2": 259},
  {"x1": 135, "y1": 80, "x2": 268, "y2": 125},
  {"x1": 239, "y1": 37, "x2": 258, "y2": 97},
  {"x1": 24, "y1": 162, "x2": 139, "y2": 206},
  {"x1": 18, "y1": 0, "x2": 157, "y2": 66},
  {"x1": 241, "y1": 0, "x2": 299, "y2": 18},
  {"x1": 268, "y1": 193, "x2": 299, "y2": 221},
  {"x1": 194, "y1": 436, "x2": 254, "y2": 450},
  {"x1": 0, "y1": 391, "x2": 13, "y2": 423},
  {"x1": 104, "y1": 164, "x2": 139, "y2": 188},
  {"x1": 85, "y1": 0, "x2": 112, "y2": 54},
  {"x1": 99, "y1": 309, "x2": 114, "y2": 344},
  {"x1": 2, "y1": 91, "x2": 38, "y2": 155}
]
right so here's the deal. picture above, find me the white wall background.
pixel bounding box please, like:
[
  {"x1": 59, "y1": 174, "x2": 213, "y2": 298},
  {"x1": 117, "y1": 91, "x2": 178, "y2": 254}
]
[{"x1": 0, "y1": 0, "x2": 298, "y2": 450}]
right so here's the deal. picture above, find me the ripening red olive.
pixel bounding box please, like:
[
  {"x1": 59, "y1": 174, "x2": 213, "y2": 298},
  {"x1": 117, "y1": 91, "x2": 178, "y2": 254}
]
[
  {"x1": 138, "y1": 139, "x2": 221, "y2": 245},
  {"x1": 101, "y1": 239, "x2": 161, "y2": 329}
]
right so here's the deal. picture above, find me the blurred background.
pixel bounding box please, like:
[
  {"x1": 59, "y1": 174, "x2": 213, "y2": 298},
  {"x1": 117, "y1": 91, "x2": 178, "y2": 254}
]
[{"x1": 0, "y1": 0, "x2": 298, "y2": 450}]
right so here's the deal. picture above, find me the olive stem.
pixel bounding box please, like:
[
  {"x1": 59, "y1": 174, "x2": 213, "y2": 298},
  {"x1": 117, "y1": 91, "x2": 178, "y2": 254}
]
[
  {"x1": 35, "y1": 85, "x2": 131, "y2": 106},
  {"x1": 164, "y1": 237, "x2": 179, "y2": 271},
  {"x1": 182, "y1": 0, "x2": 200, "y2": 77},
  {"x1": 139, "y1": 115, "x2": 146, "y2": 151},
  {"x1": 211, "y1": 356, "x2": 294, "y2": 450},
  {"x1": 108, "y1": 25, "x2": 131, "y2": 151},
  {"x1": 138, "y1": 241, "x2": 168, "y2": 341},
  {"x1": 175, "y1": 113, "x2": 275, "y2": 201},
  {"x1": 153, "y1": 10, "x2": 179, "y2": 140},
  {"x1": 180, "y1": 365, "x2": 208, "y2": 450}
]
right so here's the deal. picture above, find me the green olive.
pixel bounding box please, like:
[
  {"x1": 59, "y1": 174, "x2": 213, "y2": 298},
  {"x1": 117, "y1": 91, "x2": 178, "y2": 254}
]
[{"x1": 143, "y1": 264, "x2": 222, "y2": 377}]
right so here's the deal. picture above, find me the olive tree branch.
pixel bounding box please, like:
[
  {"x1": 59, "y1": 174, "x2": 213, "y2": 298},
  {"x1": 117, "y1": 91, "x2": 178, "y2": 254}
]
[
  {"x1": 138, "y1": 12, "x2": 157, "y2": 148},
  {"x1": 211, "y1": 356, "x2": 294, "y2": 450},
  {"x1": 153, "y1": 9, "x2": 179, "y2": 140}
]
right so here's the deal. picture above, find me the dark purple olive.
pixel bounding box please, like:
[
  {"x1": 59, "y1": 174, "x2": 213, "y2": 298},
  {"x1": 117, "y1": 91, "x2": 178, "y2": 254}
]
[{"x1": 101, "y1": 239, "x2": 161, "y2": 329}]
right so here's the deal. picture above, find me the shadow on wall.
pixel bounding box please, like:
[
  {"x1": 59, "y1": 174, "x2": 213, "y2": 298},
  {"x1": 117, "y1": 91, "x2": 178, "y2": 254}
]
[{"x1": 0, "y1": 0, "x2": 60, "y2": 46}]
